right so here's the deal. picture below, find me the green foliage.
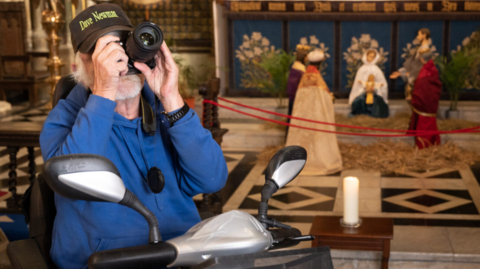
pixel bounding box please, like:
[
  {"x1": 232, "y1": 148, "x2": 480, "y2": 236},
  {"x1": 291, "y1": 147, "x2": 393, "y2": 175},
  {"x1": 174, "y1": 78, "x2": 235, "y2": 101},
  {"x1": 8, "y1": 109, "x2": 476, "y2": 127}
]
[
  {"x1": 436, "y1": 48, "x2": 480, "y2": 110},
  {"x1": 257, "y1": 50, "x2": 295, "y2": 106},
  {"x1": 173, "y1": 56, "x2": 195, "y2": 98},
  {"x1": 240, "y1": 49, "x2": 294, "y2": 107},
  {"x1": 239, "y1": 60, "x2": 270, "y2": 89},
  {"x1": 174, "y1": 56, "x2": 226, "y2": 98},
  {"x1": 462, "y1": 29, "x2": 480, "y2": 90}
]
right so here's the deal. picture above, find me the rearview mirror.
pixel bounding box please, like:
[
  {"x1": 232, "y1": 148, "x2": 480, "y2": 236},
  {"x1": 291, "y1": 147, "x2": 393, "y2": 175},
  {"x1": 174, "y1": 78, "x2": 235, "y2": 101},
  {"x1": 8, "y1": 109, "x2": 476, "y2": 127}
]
[
  {"x1": 43, "y1": 154, "x2": 126, "y2": 203},
  {"x1": 43, "y1": 154, "x2": 162, "y2": 243},
  {"x1": 265, "y1": 146, "x2": 307, "y2": 189}
]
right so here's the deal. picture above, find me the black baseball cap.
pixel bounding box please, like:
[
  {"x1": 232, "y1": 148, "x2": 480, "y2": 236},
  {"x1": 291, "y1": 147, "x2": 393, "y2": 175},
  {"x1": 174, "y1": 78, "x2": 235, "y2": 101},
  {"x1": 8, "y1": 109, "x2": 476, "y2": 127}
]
[{"x1": 70, "y1": 3, "x2": 133, "y2": 53}]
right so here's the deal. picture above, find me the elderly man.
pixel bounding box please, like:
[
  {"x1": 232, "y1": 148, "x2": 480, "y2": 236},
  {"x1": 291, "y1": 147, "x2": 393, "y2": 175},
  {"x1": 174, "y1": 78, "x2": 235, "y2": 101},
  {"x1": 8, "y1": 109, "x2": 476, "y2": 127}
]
[{"x1": 39, "y1": 4, "x2": 228, "y2": 268}]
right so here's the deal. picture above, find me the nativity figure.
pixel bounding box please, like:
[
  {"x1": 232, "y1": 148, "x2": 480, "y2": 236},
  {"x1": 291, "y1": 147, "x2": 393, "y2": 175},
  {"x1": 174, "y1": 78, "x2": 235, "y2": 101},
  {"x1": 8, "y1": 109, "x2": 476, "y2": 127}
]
[
  {"x1": 286, "y1": 49, "x2": 342, "y2": 175},
  {"x1": 349, "y1": 49, "x2": 389, "y2": 118}
]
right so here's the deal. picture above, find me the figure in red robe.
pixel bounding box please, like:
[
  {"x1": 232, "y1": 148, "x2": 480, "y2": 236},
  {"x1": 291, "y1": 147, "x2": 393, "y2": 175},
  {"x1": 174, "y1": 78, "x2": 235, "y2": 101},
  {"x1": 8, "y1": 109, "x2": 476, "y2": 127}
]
[
  {"x1": 390, "y1": 28, "x2": 442, "y2": 149},
  {"x1": 409, "y1": 55, "x2": 442, "y2": 149}
]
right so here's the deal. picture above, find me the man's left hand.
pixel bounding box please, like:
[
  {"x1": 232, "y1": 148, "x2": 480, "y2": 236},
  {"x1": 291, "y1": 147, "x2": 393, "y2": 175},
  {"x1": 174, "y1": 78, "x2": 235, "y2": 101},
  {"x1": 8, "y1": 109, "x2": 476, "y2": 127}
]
[{"x1": 134, "y1": 42, "x2": 184, "y2": 113}]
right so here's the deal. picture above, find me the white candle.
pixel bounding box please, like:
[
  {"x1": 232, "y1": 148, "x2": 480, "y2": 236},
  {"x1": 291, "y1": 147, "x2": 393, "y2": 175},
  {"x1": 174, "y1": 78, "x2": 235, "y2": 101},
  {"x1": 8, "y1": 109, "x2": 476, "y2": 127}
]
[{"x1": 343, "y1": 176, "x2": 359, "y2": 224}]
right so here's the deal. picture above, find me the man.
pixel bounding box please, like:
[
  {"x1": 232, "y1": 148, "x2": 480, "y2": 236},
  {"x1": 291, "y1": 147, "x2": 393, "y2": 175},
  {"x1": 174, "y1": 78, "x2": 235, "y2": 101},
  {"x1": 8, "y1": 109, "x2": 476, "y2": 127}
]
[
  {"x1": 39, "y1": 4, "x2": 228, "y2": 268},
  {"x1": 390, "y1": 28, "x2": 441, "y2": 149},
  {"x1": 390, "y1": 28, "x2": 432, "y2": 100}
]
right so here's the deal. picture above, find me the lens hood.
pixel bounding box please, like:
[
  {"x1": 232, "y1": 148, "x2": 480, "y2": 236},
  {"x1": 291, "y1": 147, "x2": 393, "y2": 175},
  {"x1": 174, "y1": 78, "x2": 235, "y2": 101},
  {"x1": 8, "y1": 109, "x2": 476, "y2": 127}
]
[{"x1": 126, "y1": 21, "x2": 163, "y2": 63}]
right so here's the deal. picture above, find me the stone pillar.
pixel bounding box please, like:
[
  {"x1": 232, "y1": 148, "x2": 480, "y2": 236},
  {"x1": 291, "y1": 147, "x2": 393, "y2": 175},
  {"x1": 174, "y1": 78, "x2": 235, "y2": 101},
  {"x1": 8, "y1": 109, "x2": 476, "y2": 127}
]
[
  {"x1": 24, "y1": 0, "x2": 33, "y2": 51},
  {"x1": 212, "y1": 1, "x2": 226, "y2": 96},
  {"x1": 32, "y1": 0, "x2": 48, "y2": 71},
  {"x1": 59, "y1": 0, "x2": 73, "y2": 75}
]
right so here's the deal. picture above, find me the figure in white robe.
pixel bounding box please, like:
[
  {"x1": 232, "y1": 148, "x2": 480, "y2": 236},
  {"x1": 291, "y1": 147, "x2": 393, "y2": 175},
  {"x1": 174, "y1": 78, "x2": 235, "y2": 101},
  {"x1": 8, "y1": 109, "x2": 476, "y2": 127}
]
[{"x1": 348, "y1": 49, "x2": 389, "y2": 118}]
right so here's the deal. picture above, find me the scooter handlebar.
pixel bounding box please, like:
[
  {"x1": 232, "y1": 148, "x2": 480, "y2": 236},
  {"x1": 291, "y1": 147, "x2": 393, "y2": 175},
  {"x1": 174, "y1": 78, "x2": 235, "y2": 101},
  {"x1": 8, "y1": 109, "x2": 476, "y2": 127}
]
[
  {"x1": 269, "y1": 228, "x2": 314, "y2": 250},
  {"x1": 88, "y1": 241, "x2": 177, "y2": 269}
]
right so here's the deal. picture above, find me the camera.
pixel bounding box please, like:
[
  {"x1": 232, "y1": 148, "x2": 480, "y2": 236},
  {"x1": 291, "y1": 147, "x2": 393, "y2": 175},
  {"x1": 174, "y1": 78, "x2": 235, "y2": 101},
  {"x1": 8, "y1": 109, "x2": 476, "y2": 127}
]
[{"x1": 111, "y1": 21, "x2": 164, "y2": 75}]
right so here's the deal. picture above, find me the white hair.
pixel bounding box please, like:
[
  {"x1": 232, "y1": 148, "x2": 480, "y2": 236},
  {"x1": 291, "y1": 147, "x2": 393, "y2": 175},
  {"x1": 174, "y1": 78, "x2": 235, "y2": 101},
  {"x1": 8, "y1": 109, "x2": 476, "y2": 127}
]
[
  {"x1": 73, "y1": 53, "x2": 143, "y2": 101},
  {"x1": 73, "y1": 52, "x2": 93, "y2": 88}
]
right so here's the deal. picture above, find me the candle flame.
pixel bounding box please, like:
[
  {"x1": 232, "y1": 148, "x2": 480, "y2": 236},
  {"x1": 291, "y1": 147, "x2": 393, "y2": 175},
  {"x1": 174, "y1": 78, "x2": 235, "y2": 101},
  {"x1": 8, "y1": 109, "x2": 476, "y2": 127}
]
[{"x1": 344, "y1": 176, "x2": 359, "y2": 182}]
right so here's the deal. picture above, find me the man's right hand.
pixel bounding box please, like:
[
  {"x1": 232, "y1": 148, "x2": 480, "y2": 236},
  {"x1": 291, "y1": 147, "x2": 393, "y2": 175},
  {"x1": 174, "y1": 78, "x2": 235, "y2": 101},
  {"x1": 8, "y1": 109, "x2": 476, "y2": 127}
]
[
  {"x1": 91, "y1": 35, "x2": 129, "y2": 101},
  {"x1": 390, "y1": 71, "x2": 401, "y2": 79}
]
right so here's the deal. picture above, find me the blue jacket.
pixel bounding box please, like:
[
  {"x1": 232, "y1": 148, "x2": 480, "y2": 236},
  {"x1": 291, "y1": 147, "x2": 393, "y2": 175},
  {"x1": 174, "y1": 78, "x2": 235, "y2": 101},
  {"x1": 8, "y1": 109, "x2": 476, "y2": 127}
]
[{"x1": 40, "y1": 84, "x2": 228, "y2": 269}]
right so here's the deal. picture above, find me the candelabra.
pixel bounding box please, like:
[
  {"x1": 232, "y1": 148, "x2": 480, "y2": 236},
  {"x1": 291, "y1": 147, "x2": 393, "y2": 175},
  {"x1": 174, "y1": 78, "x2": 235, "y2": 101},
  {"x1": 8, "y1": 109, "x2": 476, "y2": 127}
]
[{"x1": 42, "y1": 9, "x2": 65, "y2": 110}]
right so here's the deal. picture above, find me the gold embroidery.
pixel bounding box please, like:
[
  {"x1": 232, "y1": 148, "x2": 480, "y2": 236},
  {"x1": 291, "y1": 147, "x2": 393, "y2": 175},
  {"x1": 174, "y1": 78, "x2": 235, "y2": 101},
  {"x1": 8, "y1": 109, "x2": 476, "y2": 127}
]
[
  {"x1": 353, "y1": 2, "x2": 376, "y2": 12},
  {"x1": 412, "y1": 106, "x2": 437, "y2": 117},
  {"x1": 294, "y1": 3, "x2": 306, "y2": 11},
  {"x1": 427, "y1": 2, "x2": 434, "y2": 11},
  {"x1": 314, "y1": 2, "x2": 332, "y2": 12},
  {"x1": 465, "y1": 1, "x2": 480, "y2": 11},
  {"x1": 91, "y1": 11, "x2": 119, "y2": 22},
  {"x1": 404, "y1": 2, "x2": 420, "y2": 12},
  {"x1": 268, "y1": 2, "x2": 286, "y2": 11},
  {"x1": 384, "y1": 2, "x2": 397, "y2": 13},
  {"x1": 79, "y1": 10, "x2": 119, "y2": 31},
  {"x1": 230, "y1": 2, "x2": 262, "y2": 12},
  {"x1": 441, "y1": 1, "x2": 457, "y2": 11},
  {"x1": 79, "y1": 18, "x2": 93, "y2": 31}
]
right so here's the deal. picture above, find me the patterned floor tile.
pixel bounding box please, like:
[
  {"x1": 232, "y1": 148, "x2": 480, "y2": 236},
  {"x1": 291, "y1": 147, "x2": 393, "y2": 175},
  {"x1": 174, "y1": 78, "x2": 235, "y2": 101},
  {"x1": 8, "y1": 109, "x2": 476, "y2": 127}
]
[{"x1": 382, "y1": 189, "x2": 476, "y2": 214}]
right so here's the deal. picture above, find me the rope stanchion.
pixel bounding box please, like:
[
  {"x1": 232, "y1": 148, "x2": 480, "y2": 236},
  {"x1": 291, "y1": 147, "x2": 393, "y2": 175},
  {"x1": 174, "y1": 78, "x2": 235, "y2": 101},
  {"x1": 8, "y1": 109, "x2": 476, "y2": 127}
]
[
  {"x1": 216, "y1": 97, "x2": 480, "y2": 135},
  {"x1": 205, "y1": 99, "x2": 480, "y2": 137}
]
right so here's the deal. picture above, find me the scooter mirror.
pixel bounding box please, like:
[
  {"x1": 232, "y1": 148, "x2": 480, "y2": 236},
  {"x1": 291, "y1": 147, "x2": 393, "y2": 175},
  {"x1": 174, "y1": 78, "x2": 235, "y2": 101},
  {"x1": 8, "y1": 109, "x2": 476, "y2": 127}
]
[
  {"x1": 44, "y1": 154, "x2": 163, "y2": 244},
  {"x1": 43, "y1": 154, "x2": 126, "y2": 203},
  {"x1": 265, "y1": 146, "x2": 307, "y2": 189}
]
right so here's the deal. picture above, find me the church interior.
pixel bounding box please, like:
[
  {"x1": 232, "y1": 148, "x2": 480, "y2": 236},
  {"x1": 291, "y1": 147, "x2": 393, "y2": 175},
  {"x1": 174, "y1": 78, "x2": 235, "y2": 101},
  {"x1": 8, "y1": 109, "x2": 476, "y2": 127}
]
[{"x1": 1, "y1": 0, "x2": 480, "y2": 268}]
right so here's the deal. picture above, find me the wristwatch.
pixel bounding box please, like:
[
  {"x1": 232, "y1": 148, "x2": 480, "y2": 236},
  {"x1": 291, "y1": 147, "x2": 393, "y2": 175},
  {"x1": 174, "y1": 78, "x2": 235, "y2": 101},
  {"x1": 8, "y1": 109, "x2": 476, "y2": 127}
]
[{"x1": 161, "y1": 102, "x2": 190, "y2": 127}]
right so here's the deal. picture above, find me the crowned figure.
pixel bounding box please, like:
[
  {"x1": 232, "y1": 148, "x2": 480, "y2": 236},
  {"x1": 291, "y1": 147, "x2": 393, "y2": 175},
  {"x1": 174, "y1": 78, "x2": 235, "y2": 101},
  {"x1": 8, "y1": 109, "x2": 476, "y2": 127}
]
[
  {"x1": 287, "y1": 45, "x2": 310, "y2": 119},
  {"x1": 286, "y1": 49, "x2": 342, "y2": 175}
]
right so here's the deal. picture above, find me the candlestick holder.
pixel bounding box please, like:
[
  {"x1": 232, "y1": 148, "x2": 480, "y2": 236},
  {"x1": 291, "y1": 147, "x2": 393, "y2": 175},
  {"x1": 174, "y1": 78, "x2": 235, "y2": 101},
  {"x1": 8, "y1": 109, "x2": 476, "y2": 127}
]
[
  {"x1": 340, "y1": 218, "x2": 362, "y2": 228},
  {"x1": 42, "y1": 8, "x2": 65, "y2": 110}
]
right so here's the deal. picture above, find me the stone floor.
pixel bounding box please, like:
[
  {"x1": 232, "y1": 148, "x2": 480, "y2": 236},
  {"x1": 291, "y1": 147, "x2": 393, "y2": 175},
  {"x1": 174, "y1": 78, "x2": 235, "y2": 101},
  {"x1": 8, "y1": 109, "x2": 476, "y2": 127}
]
[{"x1": 1, "y1": 100, "x2": 480, "y2": 268}]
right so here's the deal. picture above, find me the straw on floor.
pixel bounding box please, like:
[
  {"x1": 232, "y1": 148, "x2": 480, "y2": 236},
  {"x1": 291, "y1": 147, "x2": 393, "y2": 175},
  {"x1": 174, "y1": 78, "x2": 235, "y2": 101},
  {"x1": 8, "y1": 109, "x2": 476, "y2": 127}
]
[{"x1": 256, "y1": 141, "x2": 480, "y2": 174}]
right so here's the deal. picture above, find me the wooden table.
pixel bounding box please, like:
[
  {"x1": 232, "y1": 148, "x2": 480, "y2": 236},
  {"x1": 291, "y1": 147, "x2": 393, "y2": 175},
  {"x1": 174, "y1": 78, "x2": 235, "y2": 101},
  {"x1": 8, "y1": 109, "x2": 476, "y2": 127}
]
[
  {"x1": 310, "y1": 216, "x2": 394, "y2": 269},
  {"x1": 0, "y1": 121, "x2": 42, "y2": 208}
]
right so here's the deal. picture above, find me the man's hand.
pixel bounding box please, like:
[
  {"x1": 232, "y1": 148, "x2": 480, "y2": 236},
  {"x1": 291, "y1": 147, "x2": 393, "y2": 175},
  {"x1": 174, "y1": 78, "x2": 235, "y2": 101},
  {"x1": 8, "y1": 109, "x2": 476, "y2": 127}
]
[
  {"x1": 91, "y1": 35, "x2": 129, "y2": 101},
  {"x1": 134, "y1": 42, "x2": 184, "y2": 113},
  {"x1": 390, "y1": 71, "x2": 401, "y2": 79}
]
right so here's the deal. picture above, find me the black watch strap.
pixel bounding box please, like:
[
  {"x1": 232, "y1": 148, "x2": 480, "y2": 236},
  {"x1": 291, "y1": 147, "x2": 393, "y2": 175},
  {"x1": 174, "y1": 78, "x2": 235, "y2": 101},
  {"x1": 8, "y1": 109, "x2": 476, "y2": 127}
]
[{"x1": 161, "y1": 102, "x2": 190, "y2": 127}]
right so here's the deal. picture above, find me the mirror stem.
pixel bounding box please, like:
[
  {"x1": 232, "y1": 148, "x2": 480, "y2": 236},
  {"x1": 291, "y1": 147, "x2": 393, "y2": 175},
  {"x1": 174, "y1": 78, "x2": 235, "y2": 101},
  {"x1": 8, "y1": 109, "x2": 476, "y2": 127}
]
[
  {"x1": 120, "y1": 189, "x2": 162, "y2": 243},
  {"x1": 258, "y1": 180, "x2": 278, "y2": 229}
]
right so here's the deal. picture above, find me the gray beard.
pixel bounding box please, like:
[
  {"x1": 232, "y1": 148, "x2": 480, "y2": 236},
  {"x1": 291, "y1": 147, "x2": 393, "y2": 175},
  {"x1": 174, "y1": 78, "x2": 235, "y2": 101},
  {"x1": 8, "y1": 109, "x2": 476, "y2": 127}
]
[{"x1": 73, "y1": 53, "x2": 143, "y2": 101}]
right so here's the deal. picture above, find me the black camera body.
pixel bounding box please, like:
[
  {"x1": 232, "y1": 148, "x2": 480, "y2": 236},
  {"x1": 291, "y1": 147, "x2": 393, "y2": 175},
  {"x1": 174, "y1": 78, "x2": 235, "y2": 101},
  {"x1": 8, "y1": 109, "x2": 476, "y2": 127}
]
[{"x1": 119, "y1": 21, "x2": 164, "y2": 75}]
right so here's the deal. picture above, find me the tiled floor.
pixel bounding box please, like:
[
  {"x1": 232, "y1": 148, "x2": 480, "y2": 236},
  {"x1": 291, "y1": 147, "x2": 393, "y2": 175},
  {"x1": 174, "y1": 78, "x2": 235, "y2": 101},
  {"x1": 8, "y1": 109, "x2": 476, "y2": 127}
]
[
  {"x1": 2, "y1": 103, "x2": 480, "y2": 268},
  {"x1": 223, "y1": 162, "x2": 480, "y2": 227}
]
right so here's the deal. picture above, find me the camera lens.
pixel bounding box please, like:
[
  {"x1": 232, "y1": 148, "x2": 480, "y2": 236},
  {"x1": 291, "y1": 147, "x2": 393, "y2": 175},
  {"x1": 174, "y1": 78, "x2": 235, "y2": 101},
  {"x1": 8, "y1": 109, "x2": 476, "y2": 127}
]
[
  {"x1": 125, "y1": 22, "x2": 163, "y2": 63},
  {"x1": 139, "y1": 33, "x2": 155, "y2": 46}
]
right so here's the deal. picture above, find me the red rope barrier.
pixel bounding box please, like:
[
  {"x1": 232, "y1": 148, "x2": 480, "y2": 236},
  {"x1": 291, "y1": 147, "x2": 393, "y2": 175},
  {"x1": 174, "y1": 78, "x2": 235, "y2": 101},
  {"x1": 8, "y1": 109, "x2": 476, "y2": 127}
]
[
  {"x1": 204, "y1": 99, "x2": 480, "y2": 137},
  {"x1": 216, "y1": 97, "x2": 480, "y2": 135}
]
